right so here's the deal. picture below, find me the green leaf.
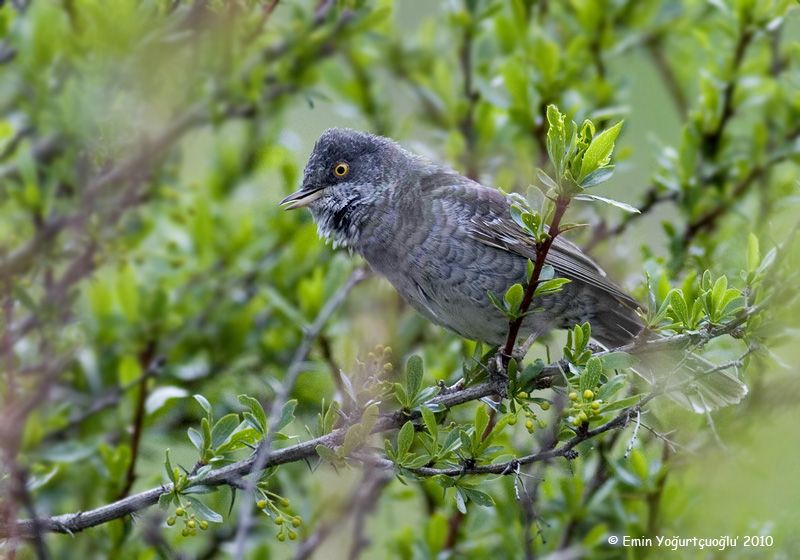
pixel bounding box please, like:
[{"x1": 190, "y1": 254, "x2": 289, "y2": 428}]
[
  {"x1": 275, "y1": 399, "x2": 297, "y2": 433},
  {"x1": 406, "y1": 356, "x2": 424, "y2": 399},
  {"x1": 118, "y1": 355, "x2": 142, "y2": 386},
  {"x1": 599, "y1": 352, "x2": 635, "y2": 371},
  {"x1": 238, "y1": 395, "x2": 267, "y2": 434},
  {"x1": 185, "y1": 496, "x2": 223, "y2": 523},
  {"x1": 394, "y1": 383, "x2": 409, "y2": 408},
  {"x1": 397, "y1": 421, "x2": 415, "y2": 459},
  {"x1": 581, "y1": 357, "x2": 603, "y2": 392},
  {"x1": 464, "y1": 488, "x2": 495, "y2": 507},
  {"x1": 536, "y1": 169, "x2": 558, "y2": 191},
  {"x1": 630, "y1": 449, "x2": 649, "y2": 481},
  {"x1": 600, "y1": 394, "x2": 643, "y2": 413},
  {"x1": 574, "y1": 194, "x2": 639, "y2": 213},
  {"x1": 440, "y1": 429, "x2": 462, "y2": 456},
  {"x1": 579, "y1": 166, "x2": 615, "y2": 188},
  {"x1": 487, "y1": 291, "x2": 506, "y2": 314},
  {"x1": 504, "y1": 283, "x2": 524, "y2": 313},
  {"x1": 194, "y1": 394, "x2": 213, "y2": 418},
  {"x1": 164, "y1": 449, "x2": 175, "y2": 484},
  {"x1": 421, "y1": 406, "x2": 438, "y2": 441},
  {"x1": 187, "y1": 428, "x2": 204, "y2": 452},
  {"x1": 597, "y1": 375, "x2": 627, "y2": 401},
  {"x1": 158, "y1": 492, "x2": 175, "y2": 510},
  {"x1": 711, "y1": 276, "x2": 728, "y2": 312},
  {"x1": 455, "y1": 488, "x2": 468, "y2": 514},
  {"x1": 315, "y1": 444, "x2": 341, "y2": 465},
  {"x1": 211, "y1": 414, "x2": 241, "y2": 449},
  {"x1": 670, "y1": 290, "x2": 689, "y2": 326},
  {"x1": 578, "y1": 120, "x2": 623, "y2": 180},
  {"x1": 545, "y1": 104, "x2": 567, "y2": 177},
  {"x1": 534, "y1": 277, "x2": 570, "y2": 297},
  {"x1": 145, "y1": 386, "x2": 187, "y2": 415}
]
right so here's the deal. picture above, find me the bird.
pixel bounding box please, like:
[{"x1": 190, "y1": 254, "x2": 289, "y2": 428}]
[{"x1": 281, "y1": 128, "x2": 747, "y2": 412}]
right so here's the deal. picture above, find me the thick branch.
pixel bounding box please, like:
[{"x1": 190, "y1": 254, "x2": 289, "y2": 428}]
[{"x1": 4, "y1": 302, "x2": 767, "y2": 538}]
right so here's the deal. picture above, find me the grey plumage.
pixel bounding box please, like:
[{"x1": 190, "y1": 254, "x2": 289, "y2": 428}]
[{"x1": 282, "y1": 128, "x2": 747, "y2": 412}]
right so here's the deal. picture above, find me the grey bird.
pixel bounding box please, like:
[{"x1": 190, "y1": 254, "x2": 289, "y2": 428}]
[{"x1": 281, "y1": 128, "x2": 747, "y2": 412}]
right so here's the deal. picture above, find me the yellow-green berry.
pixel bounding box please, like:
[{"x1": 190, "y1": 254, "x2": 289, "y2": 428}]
[
  {"x1": 508, "y1": 415, "x2": 517, "y2": 425},
  {"x1": 277, "y1": 533, "x2": 286, "y2": 542},
  {"x1": 525, "y1": 419, "x2": 534, "y2": 430},
  {"x1": 200, "y1": 520, "x2": 209, "y2": 530},
  {"x1": 274, "y1": 516, "x2": 284, "y2": 525},
  {"x1": 257, "y1": 499, "x2": 267, "y2": 509},
  {"x1": 571, "y1": 417, "x2": 581, "y2": 426},
  {"x1": 583, "y1": 389, "x2": 594, "y2": 400},
  {"x1": 540, "y1": 401, "x2": 551, "y2": 411},
  {"x1": 175, "y1": 507, "x2": 185, "y2": 517},
  {"x1": 292, "y1": 517, "x2": 302, "y2": 527},
  {"x1": 591, "y1": 401, "x2": 601, "y2": 410},
  {"x1": 578, "y1": 411, "x2": 588, "y2": 423},
  {"x1": 288, "y1": 530, "x2": 297, "y2": 541},
  {"x1": 568, "y1": 392, "x2": 578, "y2": 401},
  {"x1": 181, "y1": 528, "x2": 190, "y2": 537},
  {"x1": 187, "y1": 520, "x2": 196, "y2": 529},
  {"x1": 281, "y1": 498, "x2": 290, "y2": 507},
  {"x1": 518, "y1": 391, "x2": 528, "y2": 399},
  {"x1": 383, "y1": 363, "x2": 393, "y2": 372},
  {"x1": 166, "y1": 516, "x2": 176, "y2": 526}
]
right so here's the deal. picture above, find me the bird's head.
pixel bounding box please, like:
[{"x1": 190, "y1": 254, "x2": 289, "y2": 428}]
[{"x1": 281, "y1": 128, "x2": 412, "y2": 247}]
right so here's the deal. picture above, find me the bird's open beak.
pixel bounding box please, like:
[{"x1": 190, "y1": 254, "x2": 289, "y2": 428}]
[{"x1": 280, "y1": 186, "x2": 325, "y2": 210}]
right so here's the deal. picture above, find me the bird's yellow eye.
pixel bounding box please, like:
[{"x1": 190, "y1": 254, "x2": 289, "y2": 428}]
[{"x1": 333, "y1": 162, "x2": 350, "y2": 178}]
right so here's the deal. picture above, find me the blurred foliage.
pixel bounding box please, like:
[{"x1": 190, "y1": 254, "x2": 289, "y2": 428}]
[{"x1": 1, "y1": 0, "x2": 799, "y2": 559}]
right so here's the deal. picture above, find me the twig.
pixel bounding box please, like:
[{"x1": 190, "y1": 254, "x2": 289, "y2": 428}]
[
  {"x1": 623, "y1": 407, "x2": 641, "y2": 459},
  {"x1": 645, "y1": 37, "x2": 688, "y2": 117},
  {"x1": 700, "y1": 26, "x2": 753, "y2": 158},
  {"x1": 231, "y1": 268, "x2": 368, "y2": 558},
  {"x1": 458, "y1": 22, "x2": 479, "y2": 181},
  {"x1": 117, "y1": 341, "x2": 160, "y2": 500},
  {"x1": 502, "y1": 195, "x2": 571, "y2": 362},
  {"x1": 347, "y1": 470, "x2": 392, "y2": 560},
  {"x1": 244, "y1": 0, "x2": 280, "y2": 42}
]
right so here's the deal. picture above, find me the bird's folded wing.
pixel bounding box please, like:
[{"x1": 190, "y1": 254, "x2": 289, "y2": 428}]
[{"x1": 448, "y1": 180, "x2": 640, "y2": 310}]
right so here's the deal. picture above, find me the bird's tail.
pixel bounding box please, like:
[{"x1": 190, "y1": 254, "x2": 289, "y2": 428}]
[{"x1": 628, "y1": 337, "x2": 748, "y2": 413}]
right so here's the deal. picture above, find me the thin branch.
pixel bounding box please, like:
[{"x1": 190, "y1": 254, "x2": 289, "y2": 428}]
[
  {"x1": 680, "y1": 143, "x2": 796, "y2": 247},
  {"x1": 117, "y1": 341, "x2": 160, "y2": 500},
  {"x1": 503, "y1": 195, "x2": 571, "y2": 362},
  {"x1": 231, "y1": 267, "x2": 369, "y2": 558},
  {"x1": 645, "y1": 37, "x2": 688, "y2": 117},
  {"x1": 700, "y1": 26, "x2": 753, "y2": 158},
  {"x1": 458, "y1": 21, "x2": 479, "y2": 181}
]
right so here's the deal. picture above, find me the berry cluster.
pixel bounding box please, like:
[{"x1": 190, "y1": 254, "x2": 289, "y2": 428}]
[
  {"x1": 256, "y1": 488, "x2": 302, "y2": 542},
  {"x1": 508, "y1": 391, "x2": 550, "y2": 434},
  {"x1": 165, "y1": 501, "x2": 209, "y2": 537},
  {"x1": 564, "y1": 389, "x2": 602, "y2": 427}
]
